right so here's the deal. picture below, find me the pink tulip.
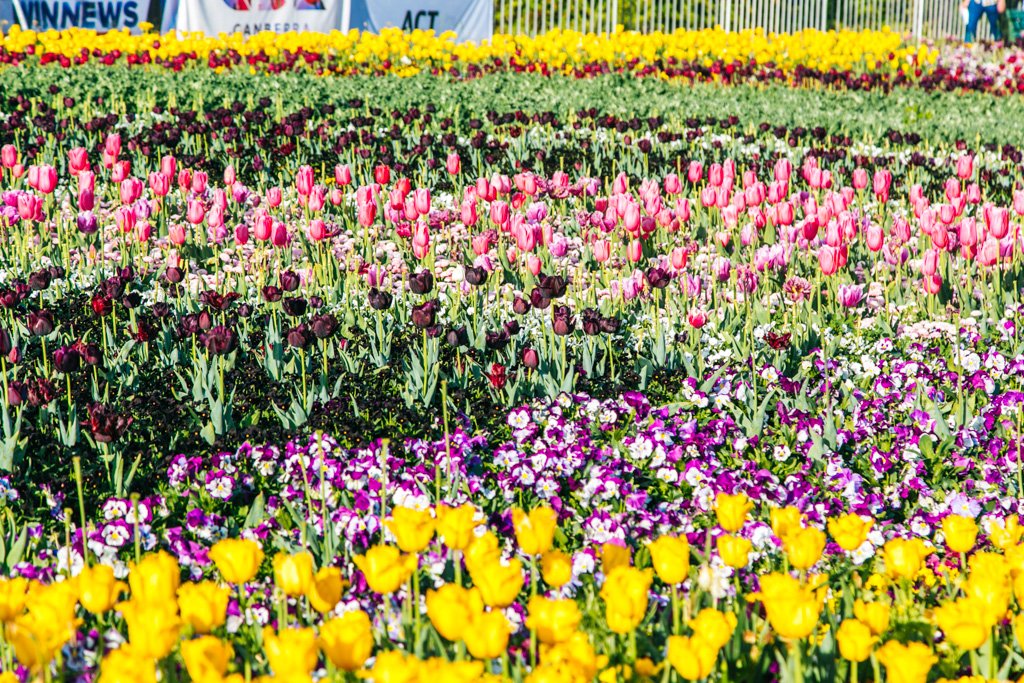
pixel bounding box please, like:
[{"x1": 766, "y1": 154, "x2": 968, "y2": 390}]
[
  {"x1": 358, "y1": 202, "x2": 377, "y2": 228},
  {"x1": 837, "y1": 283, "x2": 864, "y2": 308},
  {"x1": 471, "y1": 234, "x2": 490, "y2": 255},
  {"x1": 687, "y1": 161, "x2": 703, "y2": 183},
  {"x1": 295, "y1": 166, "x2": 314, "y2": 197},
  {"x1": 612, "y1": 172, "x2": 629, "y2": 195},
  {"x1": 708, "y1": 163, "x2": 724, "y2": 187},
  {"x1": 687, "y1": 309, "x2": 707, "y2": 328},
  {"x1": 921, "y1": 249, "x2": 940, "y2": 276},
  {"x1": 866, "y1": 224, "x2": 885, "y2": 251},
  {"x1": 773, "y1": 159, "x2": 791, "y2": 184},
  {"x1": 460, "y1": 200, "x2": 478, "y2": 227},
  {"x1": 0, "y1": 145, "x2": 17, "y2": 169},
  {"x1": 258, "y1": 187, "x2": 278, "y2": 209},
  {"x1": 674, "y1": 198, "x2": 691, "y2": 223},
  {"x1": 207, "y1": 204, "x2": 224, "y2": 230},
  {"x1": 271, "y1": 222, "x2": 289, "y2": 247},
  {"x1": 149, "y1": 172, "x2": 170, "y2": 197},
  {"x1": 670, "y1": 246, "x2": 688, "y2": 270},
  {"x1": 160, "y1": 155, "x2": 176, "y2": 179},
  {"x1": 177, "y1": 170, "x2": 192, "y2": 194},
  {"x1": 873, "y1": 170, "x2": 891, "y2": 202},
  {"x1": 987, "y1": 206, "x2": 1010, "y2": 239},
  {"x1": 956, "y1": 155, "x2": 973, "y2": 180},
  {"x1": 413, "y1": 221, "x2": 430, "y2": 249},
  {"x1": 10, "y1": 164, "x2": 23, "y2": 179},
  {"x1": 68, "y1": 147, "x2": 89, "y2": 175},
  {"x1": 959, "y1": 218, "x2": 978, "y2": 247},
  {"x1": 136, "y1": 222, "x2": 152, "y2": 243},
  {"x1": 664, "y1": 174, "x2": 682, "y2": 195},
  {"x1": 721, "y1": 205, "x2": 739, "y2": 229},
  {"x1": 818, "y1": 246, "x2": 840, "y2": 275},
  {"x1": 414, "y1": 188, "x2": 431, "y2": 215},
  {"x1": 526, "y1": 254, "x2": 542, "y2": 275},
  {"x1": 222, "y1": 165, "x2": 236, "y2": 186},
  {"x1": 120, "y1": 177, "x2": 143, "y2": 205},
  {"x1": 36, "y1": 165, "x2": 57, "y2": 194},
  {"x1": 115, "y1": 206, "x2": 136, "y2": 233},
  {"x1": 191, "y1": 171, "x2": 208, "y2": 194},
  {"x1": 374, "y1": 165, "x2": 391, "y2": 185},
  {"x1": 593, "y1": 239, "x2": 611, "y2": 263},
  {"x1": 965, "y1": 183, "x2": 982, "y2": 205},
  {"x1": 922, "y1": 274, "x2": 942, "y2": 295},
  {"x1": 335, "y1": 164, "x2": 352, "y2": 187},
  {"x1": 186, "y1": 199, "x2": 206, "y2": 225},
  {"x1": 979, "y1": 239, "x2": 1000, "y2": 266},
  {"x1": 490, "y1": 201, "x2": 510, "y2": 226},
  {"x1": 944, "y1": 177, "x2": 961, "y2": 201},
  {"x1": 235, "y1": 224, "x2": 249, "y2": 245},
  {"x1": 307, "y1": 186, "x2": 325, "y2": 212},
  {"x1": 330, "y1": 188, "x2": 344, "y2": 206},
  {"x1": 626, "y1": 240, "x2": 643, "y2": 262},
  {"x1": 851, "y1": 168, "x2": 868, "y2": 190},
  {"x1": 931, "y1": 226, "x2": 949, "y2": 250},
  {"x1": 307, "y1": 219, "x2": 328, "y2": 241},
  {"x1": 78, "y1": 190, "x2": 94, "y2": 211},
  {"x1": 254, "y1": 213, "x2": 273, "y2": 241},
  {"x1": 17, "y1": 194, "x2": 40, "y2": 221},
  {"x1": 168, "y1": 224, "x2": 187, "y2": 245},
  {"x1": 1014, "y1": 191, "x2": 1024, "y2": 217},
  {"x1": 446, "y1": 153, "x2": 460, "y2": 175}
]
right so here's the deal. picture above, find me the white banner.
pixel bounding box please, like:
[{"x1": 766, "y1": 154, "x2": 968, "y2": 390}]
[
  {"x1": 348, "y1": 0, "x2": 493, "y2": 42},
  {"x1": 175, "y1": 0, "x2": 349, "y2": 36},
  {"x1": 12, "y1": 0, "x2": 152, "y2": 30}
]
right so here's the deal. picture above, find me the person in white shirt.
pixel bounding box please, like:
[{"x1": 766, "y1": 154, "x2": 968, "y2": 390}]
[{"x1": 962, "y1": 0, "x2": 1004, "y2": 41}]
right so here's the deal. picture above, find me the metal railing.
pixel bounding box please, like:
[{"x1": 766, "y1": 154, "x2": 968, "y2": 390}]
[{"x1": 494, "y1": 0, "x2": 994, "y2": 40}]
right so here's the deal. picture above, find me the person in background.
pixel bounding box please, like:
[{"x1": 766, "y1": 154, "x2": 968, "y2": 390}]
[{"x1": 962, "y1": 0, "x2": 1005, "y2": 41}]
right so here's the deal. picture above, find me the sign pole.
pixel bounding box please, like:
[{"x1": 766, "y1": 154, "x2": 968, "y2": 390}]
[{"x1": 10, "y1": 0, "x2": 28, "y2": 28}]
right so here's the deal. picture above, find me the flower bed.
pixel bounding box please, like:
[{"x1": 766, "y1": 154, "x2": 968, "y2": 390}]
[{"x1": 0, "y1": 50, "x2": 1023, "y2": 683}]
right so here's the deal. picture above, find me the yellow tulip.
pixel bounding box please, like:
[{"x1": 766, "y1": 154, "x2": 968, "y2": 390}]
[
  {"x1": 526, "y1": 596, "x2": 582, "y2": 645},
  {"x1": 96, "y1": 646, "x2": 157, "y2": 683},
  {"x1": 6, "y1": 581, "x2": 81, "y2": 672},
  {"x1": 717, "y1": 534, "x2": 752, "y2": 569},
  {"x1": 770, "y1": 506, "x2": 803, "y2": 540},
  {"x1": 471, "y1": 558, "x2": 524, "y2": 608},
  {"x1": 836, "y1": 619, "x2": 876, "y2": 662},
  {"x1": 273, "y1": 551, "x2": 314, "y2": 597},
  {"x1": 385, "y1": 506, "x2": 435, "y2": 553},
  {"x1": 117, "y1": 600, "x2": 182, "y2": 660},
  {"x1": 990, "y1": 514, "x2": 1023, "y2": 550},
  {"x1": 827, "y1": 513, "x2": 873, "y2": 552},
  {"x1": 933, "y1": 598, "x2": 989, "y2": 650},
  {"x1": 783, "y1": 527, "x2": 826, "y2": 570},
  {"x1": 687, "y1": 608, "x2": 736, "y2": 650},
  {"x1": 209, "y1": 538, "x2": 264, "y2": 584},
  {"x1": 464, "y1": 610, "x2": 511, "y2": 660},
  {"x1": 754, "y1": 573, "x2": 822, "y2": 640},
  {"x1": 127, "y1": 551, "x2": 181, "y2": 607},
  {"x1": 319, "y1": 610, "x2": 374, "y2": 671},
  {"x1": 647, "y1": 535, "x2": 690, "y2": 585},
  {"x1": 436, "y1": 503, "x2": 477, "y2": 550},
  {"x1": 540, "y1": 549, "x2": 573, "y2": 588},
  {"x1": 181, "y1": 636, "x2": 233, "y2": 681},
  {"x1": 178, "y1": 581, "x2": 230, "y2": 634},
  {"x1": 353, "y1": 545, "x2": 418, "y2": 595},
  {"x1": 875, "y1": 641, "x2": 937, "y2": 683},
  {"x1": 464, "y1": 531, "x2": 502, "y2": 572},
  {"x1": 942, "y1": 515, "x2": 978, "y2": 554},
  {"x1": 263, "y1": 627, "x2": 318, "y2": 677},
  {"x1": 307, "y1": 567, "x2": 347, "y2": 614},
  {"x1": 600, "y1": 542, "x2": 631, "y2": 573},
  {"x1": 882, "y1": 538, "x2": 932, "y2": 580},
  {"x1": 0, "y1": 577, "x2": 28, "y2": 621},
  {"x1": 359, "y1": 650, "x2": 420, "y2": 682},
  {"x1": 416, "y1": 658, "x2": 484, "y2": 681},
  {"x1": 666, "y1": 635, "x2": 719, "y2": 680},
  {"x1": 963, "y1": 552, "x2": 1011, "y2": 626},
  {"x1": 512, "y1": 506, "x2": 558, "y2": 555},
  {"x1": 600, "y1": 567, "x2": 653, "y2": 634},
  {"x1": 853, "y1": 600, "x2": 890, "y2": 636},
  {"x1": 714, "y1": 492, "x2": 752, "y2": 532},
  {"x1": 538, "y1": 631, "x2": 602, "y2": 681},
  {"x1": 426, "y1": 584, "x2": 480, "y2": 642},
  {"x1": 78, "y1": 565, "x2": 127, "y2": 615}
]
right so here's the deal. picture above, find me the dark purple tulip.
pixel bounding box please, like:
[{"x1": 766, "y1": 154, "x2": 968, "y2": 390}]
[
  {"x1": 165, "y1": 267, "x2": 184, "y2": 284},
  {"x1": 408, "y1": 270, "x2": 434, "y2": 295},
  {"x1": 28, "y1": 379, "x2": 57, "y2": 408},
  {"x1": 552, "y1": 305, "x2": 575, "y2": 336},
  {"x1": 197, "y1": 311, "x2": 214, "y2": 332},
  {"x1": 411, "y1": 300, "x2": 438, "y2": 328},
  {"x1": 85, "y1": 403, "x2": 132, "y2": 443},
  {"x1": 279, "y1": 270, "x2": 301, "y2": 292},
  {"x1": 512, "y1": 296, "x2": 531, "y2": 315},
  {"x1": 28, "y1": 270, "x2": 51, "y2": 291},
  {"x1": 6, "y1": 381, "x2": 27, "y2": 408},
  {"x1": 152, "y1": 303, "x2": 171, "y2": 319},
  {"x1": 262, "y1": 286, "x2": 282, "y2": 303},
  {"x1": 53, "y1": 346, "x2": 82, "y2": 374},
  {"x1": 537, "y1": 275, "x2": 567, "y2": 300},
  {"x1": 310, "y1": 314, "x2": 338, "y2": 340},
  {"x1": 27, "y1": 310, "x2": 54, "y2": 336},
  {"x1": 646, "y1": 267, "x2": 671, "y2": 289},
  {"x1": 287, "y1": 324, "x2": 313, "y2": 349},
  {"x1": 445, "y1": 326, "x2": 468, "y2": 348},
  {"x1": 200, "y1": 326, "x2": 237, "y2": 355},
  {"x1": 464, "y1": 266, "x2": 488, "y2": 286},
  {"x1": 0, "y1": 329, "x2": 10, "y2": 356},
  {"x1": 368, "y1": 288, "x2": 392, "y2": 311},
  {"x1": 282, "y1": 297, "x2": 307, "y2": 317}
]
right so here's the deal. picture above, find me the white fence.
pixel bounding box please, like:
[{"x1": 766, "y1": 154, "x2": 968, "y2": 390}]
[{"x1": 495, "y1": 0, "x2": 993, "y2": 40}]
